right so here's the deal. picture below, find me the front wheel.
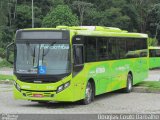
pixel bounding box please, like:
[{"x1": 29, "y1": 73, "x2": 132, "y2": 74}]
[
  {"x1": 38, "y1": 101, "x2": 48, "y2": 104},
  {"x1": 81, "y1": 81, "x2": 94, "y2": 105},
  {"x1": 124, "y1": 74, "x2": 133, "y2": 93}
]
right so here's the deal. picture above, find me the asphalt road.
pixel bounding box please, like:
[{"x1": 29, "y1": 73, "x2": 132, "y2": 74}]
[{"x1": 0, "y1": 84, "x2": 160, "y2": 114}]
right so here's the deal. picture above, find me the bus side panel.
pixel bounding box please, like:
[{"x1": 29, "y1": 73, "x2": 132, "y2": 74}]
[
  {"x1": 149, "y1": 57, "x2": 160, "y2": 69},
  {"x1": 83, "y1": 60, "x2": 129, "y2": 96},
  {"x1": 133, "y1": 57, "x2": 148, "y2": 85},
  {"x1": 102, "y1": 60, "x2": 127, "y2": 93},
  {"x1": 83, "y1": 58, "x2": 148, "y2": 96}
]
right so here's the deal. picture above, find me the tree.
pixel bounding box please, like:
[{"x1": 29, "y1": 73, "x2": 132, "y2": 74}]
[
  {"x1": 148, "y1": 3, "x2": 160, "y2": 39},
  {"x1": 42, "y1": 5, "x2": 79, "y2": 27},
  {"x1": 100, "y1": 7, "x2": 131, "y2": 30},
  {"x1": 130, "y1": 0, "x2": 159, "y2": 33},
  {"x1": 0, "y1": 0, "x2": 9, "y2": 49},
  {"x1": 0, "y1": 26, "x2": 14, "y2": 48},
  {"x1": 14, "y1": 4, "x2": 42, "y2": 29},
  {"x1": 84, "y1": 8, "x2": 103, "y2": 26},
  {"x1": 0, "y1": 0, "x2": 8, "y2": 26},
  {"x1": 148, "y1": 37, "x2": 158, "y2": 46},
  {"x1": 72, "y1": 1, "x2": 93, "y2": 26}
]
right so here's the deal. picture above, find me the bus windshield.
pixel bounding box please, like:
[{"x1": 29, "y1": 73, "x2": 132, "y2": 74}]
[{"x1": 15, "y1": 43, "x2": 70, "y2": 75}]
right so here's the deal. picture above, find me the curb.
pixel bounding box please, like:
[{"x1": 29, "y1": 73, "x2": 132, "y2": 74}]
[{"x1": 133, "y1": 87, "x2": 160, "y2": 94}]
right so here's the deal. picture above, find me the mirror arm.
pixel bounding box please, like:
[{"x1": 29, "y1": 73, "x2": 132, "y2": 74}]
[{"x1": 6, "y1": 42, "x2": 14, "y2": 64}]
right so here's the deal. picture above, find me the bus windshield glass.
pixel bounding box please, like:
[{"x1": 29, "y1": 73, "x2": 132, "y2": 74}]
[
  {"x1": 16, "y1": 43, "x2": 70, "y2": 75},
  {"x1": 149, "y1": 49, "x2": 160, "y2": 57}
]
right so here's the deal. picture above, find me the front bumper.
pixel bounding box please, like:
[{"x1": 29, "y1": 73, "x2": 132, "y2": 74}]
[
  {"x1": 13, "y1": 75, "x2": 80, "y2": 102},
  {"x1": 13, "y1": 85, "x2": 75, "y2": 102}
]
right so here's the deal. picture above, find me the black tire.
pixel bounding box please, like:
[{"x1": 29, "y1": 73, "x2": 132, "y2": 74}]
[
  {"x1": 81, "y1": 81, "x2": 94, "y2": 105},
  {"x1": 38, "y1": 101, "x2": 48, "y2": 104},
  {"x1": 124, "y1": 74, "x2": 133, "y2": 93}
]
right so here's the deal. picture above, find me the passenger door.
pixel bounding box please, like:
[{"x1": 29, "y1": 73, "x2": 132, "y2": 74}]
[{"x1": 73, "y1": 44, "x2": 84, "y2": 76}]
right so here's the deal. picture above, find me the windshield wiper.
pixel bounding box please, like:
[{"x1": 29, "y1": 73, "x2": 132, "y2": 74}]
[
  {"x1": 43, "y1": 42, "x2": 56, "y2": 56},
  {"x1": 26, "y1": 42, "x2": 37, "y2": 67},
  {"x1": 32, "y1": 46, "x2": 36, "y2": 66},
  {"x1": 42, "y1": 42, "x2": 56, "y2": 64}
]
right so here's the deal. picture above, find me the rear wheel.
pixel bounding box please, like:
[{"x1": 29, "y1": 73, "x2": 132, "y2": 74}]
[
  {"x1": 124, "y1": 74, "x2": 133, "y2": 93},
  {"x1": 82, "y1": 81, "x2": 94, "y2": 105}
]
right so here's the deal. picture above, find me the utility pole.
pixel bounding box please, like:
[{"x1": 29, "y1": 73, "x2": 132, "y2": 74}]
[{"x1": 32, "y1": 0, "x2": 34, "y2": 28}]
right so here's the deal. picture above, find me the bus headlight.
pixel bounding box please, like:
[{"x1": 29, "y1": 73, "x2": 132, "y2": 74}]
[
  {"x1": 64, "y1": 82, "x2": 70, "y2": 88},
  {"x1": 14, "y1": 81, "x2": 21, "y2": 92},
  {"x1": 16, "y1": 84, "x2": 21, "y2": 92},
  {"x1": 57, "y1": 81, "x2": 70, "y2": 93},
  {"x1": 57, "y1": 86, "x2": 63, "y2": 93}
]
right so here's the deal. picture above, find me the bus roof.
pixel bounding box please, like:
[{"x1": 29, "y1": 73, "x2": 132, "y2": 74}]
[
  {"x1": 149, "y1": 46, "x2": 160, "y2": 49},
  {"x1": 22, "y1": 26, "x2": 148, "y2": 38}
]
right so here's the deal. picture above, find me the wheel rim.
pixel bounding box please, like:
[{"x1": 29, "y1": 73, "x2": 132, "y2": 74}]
[
  {"x1": 128, "y1": 76, "x2": 132, "y2": 91},
  {"x1": 85, "y1": 82, "x2": 92, "y2": 103}
]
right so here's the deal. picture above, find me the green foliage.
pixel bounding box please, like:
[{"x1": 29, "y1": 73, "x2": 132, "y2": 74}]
[
  {"x1": 84, "y1": 8, "x2": 103, "y2": 25},
  {"x1": 0, "y1": 75, "x2": 13, "y2": 81},
  {"x1": 42, "y1": 5, "x2": 79, "y2": 27},
  {"x1": 15, "y1": 5, "x2": 42, "y2": 28},
  {"x1": 136, "y1": 81, "x2": 160, "y2": 90},
  {"x1": 0, "y1": 48, "x2": 5, "y2": 58},
  {"x1": 1, "y1": 0, "x2": 160, "y2": 50},
  {"x1": 148, "y1": 3, "x2": 160, "y2": 39},
  {"x1": 148, "y1": 38, "x2": 158, "y2": 46},
  {"x1": 100, "y1": 7, "x2": 131, "y2": 29},
  {"x1": 0, "y1": 59, "x2": 12, "y2": 68},
  {"x1": 0, "y1": 26, "x2": 14, "y2": 48},
  {"x1": 72, "y1": 1, "x2": 93, "y2": 25},
  {"x1": 0, "y1": 0, "x2": 8, "y2": 26}
]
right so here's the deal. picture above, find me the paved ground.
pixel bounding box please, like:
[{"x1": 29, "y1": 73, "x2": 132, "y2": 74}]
[
  {"x1": 0, "y1": 67, "x2": 13, "y2": 75},
  {"x1": 145, "y1": 69, "x2": 160, "y2": 81},
  {"x1": 0, "y1": 84, "x2": 160, "y2": 114}
]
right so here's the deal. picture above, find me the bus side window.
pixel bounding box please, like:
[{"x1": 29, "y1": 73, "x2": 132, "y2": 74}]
[
  {"x1": 108, "y1": 38, "x2": 118, "y2": 60},
  {"x1": 73, "y1": 45, "x2": 84, "y2": 65},
  {"x1": 85, "y1": 37, "x2": 97, "y2": 62}
]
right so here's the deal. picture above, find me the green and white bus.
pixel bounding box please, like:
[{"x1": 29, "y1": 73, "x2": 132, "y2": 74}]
[
  {"x1": 149, "y1": 46, "x2": 160, "y2": 69},
  {"x1": 7, "y1": 26, "x2": 148, "y2": 104}
]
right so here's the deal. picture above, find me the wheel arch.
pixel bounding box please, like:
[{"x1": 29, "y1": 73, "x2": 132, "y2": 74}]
[
  {"x1": 128, "y1": 71, "x2": 133, "y2": 78},
  {"x1": 88, "y1": 78, "x2": 96, "y2": 96},
  {"x1": 128, "y1": 71, "x2": 133, "y2": 84}
]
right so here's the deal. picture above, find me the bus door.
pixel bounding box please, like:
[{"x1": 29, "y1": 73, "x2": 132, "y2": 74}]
[{"x1": 73, "y1": 44, "x2": 85, "y2": 98}]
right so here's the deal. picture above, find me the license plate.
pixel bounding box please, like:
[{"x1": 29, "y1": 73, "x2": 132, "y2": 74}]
[{"x1": 33, "y1": 94, "x2": 43, "y2": 98}]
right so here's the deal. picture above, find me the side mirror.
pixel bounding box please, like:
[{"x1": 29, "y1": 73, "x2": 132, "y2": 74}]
[{"x1": 6, "y1": 42, "x2": 15, "y2": 64}]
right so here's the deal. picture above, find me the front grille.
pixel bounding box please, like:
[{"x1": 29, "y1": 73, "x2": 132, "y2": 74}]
[
  {"x1": 15, "y1": 73, "x2": 70, "y2": 83},
  {"x1": 17, "y1": 76, "x2": 59, "y2": 83},
  {"x1": 24, "y1": 91, "x2": 54, "y2": 97},
  {"x1": 16, "y1": 74, "x2": 60, "y2": 83}
]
